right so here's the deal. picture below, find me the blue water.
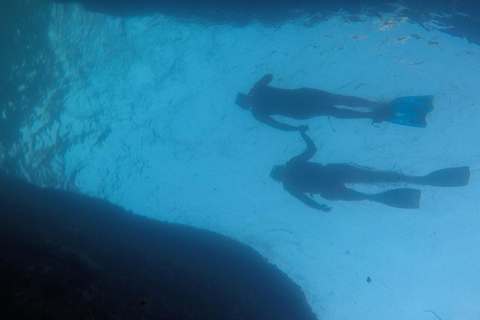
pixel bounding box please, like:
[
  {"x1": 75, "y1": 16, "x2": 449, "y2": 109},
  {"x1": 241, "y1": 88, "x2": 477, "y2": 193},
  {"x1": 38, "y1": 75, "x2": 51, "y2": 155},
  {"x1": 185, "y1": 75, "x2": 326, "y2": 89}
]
[{"x1": 1, "y1": 1, "x2": 479, "y2": 319}]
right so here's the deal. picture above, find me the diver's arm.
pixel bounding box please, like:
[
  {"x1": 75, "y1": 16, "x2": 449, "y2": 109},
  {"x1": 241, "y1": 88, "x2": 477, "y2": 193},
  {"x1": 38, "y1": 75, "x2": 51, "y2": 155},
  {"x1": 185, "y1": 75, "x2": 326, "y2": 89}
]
[
  {"x1": 248, "y1": 74, "x2": 274, "y2": 95},
  {"x1": 284, "y1": 185, "x2": 332, "y2": 212},
  {"x1": 253, "y1": 74, "x2": 273, "y2": 90},
  {"x1": 288, "y1": 130, "x2": 317, "y2": 163},
  {"x1": 252, "y1": 112, "x2": 301, "y2": 131}
]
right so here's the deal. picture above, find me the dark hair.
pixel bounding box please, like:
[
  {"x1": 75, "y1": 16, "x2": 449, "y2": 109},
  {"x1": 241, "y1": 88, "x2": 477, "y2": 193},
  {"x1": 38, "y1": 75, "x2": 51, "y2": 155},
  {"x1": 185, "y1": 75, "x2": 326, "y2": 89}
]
[
  {"x1": 270, "y1": 165, "x2": 284, "y2": 181},
  {"x1": 235, "y1": 93, "x2": 250, "y2": 109}
]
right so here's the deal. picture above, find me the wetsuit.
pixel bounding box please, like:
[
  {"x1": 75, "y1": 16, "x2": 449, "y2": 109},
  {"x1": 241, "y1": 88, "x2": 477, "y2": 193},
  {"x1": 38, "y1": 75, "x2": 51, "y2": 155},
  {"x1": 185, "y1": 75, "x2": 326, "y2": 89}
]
[
  {"x1": 271, "y1": 130, "x2": 470, "y2": 211},
  {"x1": 236, "y1": 74, "x2": 391, "y2": 131}
]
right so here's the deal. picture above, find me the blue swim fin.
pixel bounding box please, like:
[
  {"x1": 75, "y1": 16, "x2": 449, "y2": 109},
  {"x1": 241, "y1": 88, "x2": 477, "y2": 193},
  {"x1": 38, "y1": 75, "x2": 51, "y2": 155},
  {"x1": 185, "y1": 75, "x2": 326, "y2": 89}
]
[{"x1": 387, "y1": 96, "x2": 434, "y2": 128}]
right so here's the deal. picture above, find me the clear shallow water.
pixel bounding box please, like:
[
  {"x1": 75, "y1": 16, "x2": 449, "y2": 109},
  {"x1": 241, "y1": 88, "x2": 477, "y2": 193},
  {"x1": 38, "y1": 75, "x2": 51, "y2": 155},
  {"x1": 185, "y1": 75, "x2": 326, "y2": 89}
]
[{"x1": 2, "y1": 1, "x2": 480, "y2": 319}]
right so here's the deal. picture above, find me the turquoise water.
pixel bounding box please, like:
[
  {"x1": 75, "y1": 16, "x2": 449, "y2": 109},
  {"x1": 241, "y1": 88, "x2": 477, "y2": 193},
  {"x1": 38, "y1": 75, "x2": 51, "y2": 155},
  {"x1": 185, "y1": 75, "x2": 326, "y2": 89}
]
[{"x1": 2, "y1": 1, "x2": 479, "y2": 319}]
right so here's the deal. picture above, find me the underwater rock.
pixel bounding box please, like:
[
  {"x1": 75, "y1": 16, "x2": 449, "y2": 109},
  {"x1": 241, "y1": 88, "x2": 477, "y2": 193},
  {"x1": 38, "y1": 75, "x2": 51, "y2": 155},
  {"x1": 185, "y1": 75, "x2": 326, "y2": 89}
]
[{"x1": 0, "y1": 171, "x2": 318, "y2": 320}]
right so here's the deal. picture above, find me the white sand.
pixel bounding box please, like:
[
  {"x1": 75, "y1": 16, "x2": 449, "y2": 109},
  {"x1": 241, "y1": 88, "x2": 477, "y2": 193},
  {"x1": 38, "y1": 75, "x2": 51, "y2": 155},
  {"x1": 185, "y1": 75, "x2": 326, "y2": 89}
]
[{"x1": 20, "y1": 4, "x2": 480, "y2": 319}]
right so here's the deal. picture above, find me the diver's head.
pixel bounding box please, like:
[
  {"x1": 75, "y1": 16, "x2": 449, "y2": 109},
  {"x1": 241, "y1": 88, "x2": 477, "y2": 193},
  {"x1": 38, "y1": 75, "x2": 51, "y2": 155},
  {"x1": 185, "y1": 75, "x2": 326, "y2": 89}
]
[
  {"x1": 270, "y1": 165, "x2": 285, "y2": 181},
  {"x1": 235, "y1": 93, "x2": 252, "y2": 110}
]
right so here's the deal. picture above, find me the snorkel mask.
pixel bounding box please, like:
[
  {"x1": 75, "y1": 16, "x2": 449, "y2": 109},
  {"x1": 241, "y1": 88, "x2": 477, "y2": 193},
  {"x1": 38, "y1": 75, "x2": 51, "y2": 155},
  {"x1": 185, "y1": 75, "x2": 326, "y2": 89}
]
[{"x1": 235, "y1": 93, "x2": 251, "y2": 110}]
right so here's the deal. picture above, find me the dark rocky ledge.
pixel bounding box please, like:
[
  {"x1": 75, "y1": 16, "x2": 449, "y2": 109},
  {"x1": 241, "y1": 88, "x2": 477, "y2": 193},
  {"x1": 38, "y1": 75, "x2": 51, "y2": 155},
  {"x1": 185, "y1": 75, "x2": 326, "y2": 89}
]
[{"x1": 0, "y1": 171, "x2": 318, "y2": 320}]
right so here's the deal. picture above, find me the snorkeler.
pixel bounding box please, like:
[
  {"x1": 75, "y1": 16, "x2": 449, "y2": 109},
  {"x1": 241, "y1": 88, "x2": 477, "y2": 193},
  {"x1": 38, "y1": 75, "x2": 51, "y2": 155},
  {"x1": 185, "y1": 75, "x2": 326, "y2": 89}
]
[
  {"x1": 236, "y1": 74, "x2": 434, "y2": 131},
  {"x1": 271, "y1": 127, "x2": 470, "y2": 211}
]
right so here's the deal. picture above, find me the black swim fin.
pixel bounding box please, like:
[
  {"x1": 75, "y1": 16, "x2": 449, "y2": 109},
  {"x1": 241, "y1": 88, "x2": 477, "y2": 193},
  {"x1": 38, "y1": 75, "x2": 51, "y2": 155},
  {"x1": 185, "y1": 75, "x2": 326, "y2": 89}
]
[
  {"x1": 421, "y1": 166, "x2": 470, "y2": 187},
  {"x1": 387, "y1": 96, "x2": 434, "y2": 127},
  {"x1": 368, "y1": 188, "x2": 421, "y2": 209}
]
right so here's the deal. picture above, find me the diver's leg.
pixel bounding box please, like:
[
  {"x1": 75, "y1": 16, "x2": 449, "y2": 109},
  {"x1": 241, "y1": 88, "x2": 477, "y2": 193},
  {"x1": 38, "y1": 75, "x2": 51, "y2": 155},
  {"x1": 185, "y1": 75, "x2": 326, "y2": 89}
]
[
  {"x1": 301, "y1": 89, "x2": 392, "y2": 120},
  {"x1": 322, "y1": 179, "x2": 421, "y2": 209},
  {"x1": 325, "y1": 164, "x2": 470, "y2": 187},
  {"x1": 325, "y1": 105, "x2": 393, "y2": 121},
  {"x1": 324, "y1": 164, "x2": 417, "y2": 185},
  {"x1": 313, "y1": 90, "x2": 389, "y2": 109},
  {"x1": 344, "y1": 166, "x2": 471, "y2": 187},
  {"x1": 321, "y1": 183, "x2": 369, "y2": 201},
  {"x1": 298, "y1": 88, "x2": 387, "y2": 108},
  {"x1": 294, "y1": 88, "x2": 393, "y2": 120}
]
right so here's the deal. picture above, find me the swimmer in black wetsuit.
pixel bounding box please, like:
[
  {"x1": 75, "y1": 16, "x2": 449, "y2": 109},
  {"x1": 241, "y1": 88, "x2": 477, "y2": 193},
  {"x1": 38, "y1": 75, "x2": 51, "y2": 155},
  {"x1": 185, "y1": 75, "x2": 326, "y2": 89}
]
[
  {"x1": 270, "y1": 127, "x2": 470, "y2": 211},
  {"x1": 236, "y1": 74, "x2": 435, "y2": 130}
]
